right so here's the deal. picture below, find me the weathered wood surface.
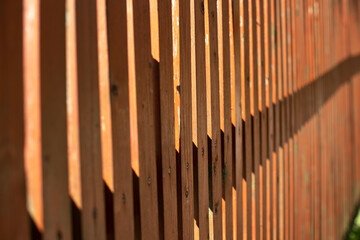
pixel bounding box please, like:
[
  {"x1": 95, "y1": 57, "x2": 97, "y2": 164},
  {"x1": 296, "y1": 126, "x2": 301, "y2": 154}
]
[{"x1": 1, "y1": 0, "x2": 360, "y2": 239}]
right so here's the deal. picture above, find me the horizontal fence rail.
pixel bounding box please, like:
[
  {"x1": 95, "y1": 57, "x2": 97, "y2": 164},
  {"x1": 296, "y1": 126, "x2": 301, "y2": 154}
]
[{"x1": 1, "y1": 0, "x2": 360, "y2": 239}]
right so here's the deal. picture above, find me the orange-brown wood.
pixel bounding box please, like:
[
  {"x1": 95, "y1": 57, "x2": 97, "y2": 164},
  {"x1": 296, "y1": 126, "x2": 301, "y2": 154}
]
[
  {"x1": 158, "y1": 0, "x2": 179, "y2": 239},
  {"x1": 132, "y1": 0, "x2": 160, "y2": 238},
  {"x1": 74, "y1": 0, "x2": 107, "y2": 238},
  {"x1": 222, "y1": 0, "x2": 234, "y2": 238},
  {"x1": 179, "y1": 0, "x2": 195, "y2": 239},
  {"x1": 268, "y1": 0, "x2": 276, "y2": 238},
  {"x1": 228, "y1": 1, "x2": 238, "y2": 238},
  {"x1": 97, "y1": 0, "x2": 113, "y2": 195},
  {"x1": 233, "y1": 0, "x2": 244, "y2": 239},
  {"x1": 280, "y1": 0, "x2": 289, "y2": 238},
  {"x1": 107, "y1": 0, "x2": 136, "y2": 238},
  {"x1": 207, "y1": 0, "x2": 223, "y2": 238},
  {"x1": 274, "y1": 0, "x2": 282, "y2": 238},
  {"x1": 23, "y1": 0, "x2": 43, "y2": 235},
  {"x1": 40, "y1": 0, "x2": 72, "y2": 238},
  {"x1": 250, "y1": 0, "x2": 261, "y2": 238},
  {"x1": 258, "y1": 0, "x2": 268, "y2": 238},
  {"x1": 0, "y1": 1, "x2": 29, "y2": 239},
  {"x1": 242, "y1": 0, "x2": 254, "y2": 239},
  {"x1": 194, "y1": 0, "x2": 210, "y2": 239},
  {"x1": 3, "y1": 1, "x2": 360, "y2": 239}
]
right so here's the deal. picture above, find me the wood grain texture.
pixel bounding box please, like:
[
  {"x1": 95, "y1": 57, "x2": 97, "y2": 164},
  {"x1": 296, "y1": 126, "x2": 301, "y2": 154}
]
[
  {"x1": 23, "y1": 0, "x2": 43, "y2": 234},
  {"x1": 242, "y1": 0, "x2": 254, "y2": 239},
  {"x1": 75, "y1": 0, "x2": 107, "y2": 238},
  {"x1": 3, "y1": 1, "x2": 360, "y2": 239},
  {"x1": 179, "y1": 0, "x2": 194, "y2": 239},
  {"x1": 207, "y1": 0, "x2": 223, "y2": 238},
  {"x1": 258, "y1": 0, "x2": 268, "y2": 238},
  {"x1": 268, "y1": 0, "x2": 276, "y2": 238},
  {"x1": 158, "y1": 0, "x2": 179, "y2": 239},
  {"x1": 194, "y1": 0, "x2": 210, "y2": 238},
  {"x1": 97, "y1": 0, "x2": 114, "y2": 196},
  {"x1": 222, "y1": 0, "x2": 233, "y2": 238},
  {"x1": 274, "y1": 0, "x2": 282, "y2": 237},
  {"x1": 232, "y1": 0, "x2": 244, "y2": 239},
  {"x1": 250, "y1": 0, "x2": 260, "y2": 238},
  {"x1": 107, "y1": 0, "x2": 135, "y2": 238},
  {"x1": 0, "y1": 0, "x2": 29, "y2": 238},
  {"x1": 132, "y1": 0, "x2": 160, "y2": 238},
  {"x1": 40, "y1": 0, "x2": 72, "y2": 238}
]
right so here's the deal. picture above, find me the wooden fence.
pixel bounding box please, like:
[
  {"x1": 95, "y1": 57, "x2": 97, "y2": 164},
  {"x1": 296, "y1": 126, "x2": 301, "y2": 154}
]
[{"x1": 1, "y1": 0, "x2": 360, "y2": 239}]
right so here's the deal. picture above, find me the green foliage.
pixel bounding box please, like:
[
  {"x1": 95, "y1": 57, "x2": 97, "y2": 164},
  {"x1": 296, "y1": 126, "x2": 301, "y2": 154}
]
[{"x1": 348, "y1": 209, "x2": 360, "y2": 240}]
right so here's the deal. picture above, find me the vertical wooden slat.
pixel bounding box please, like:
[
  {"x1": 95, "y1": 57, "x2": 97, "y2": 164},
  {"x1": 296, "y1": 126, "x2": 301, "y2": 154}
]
[
  {"x1": 233, "y1": 0, "x2": 244, "y2": 239},
  {"x1": 194, "y1": 0, "x2": 210, "y2": 238},
  {"x1": 242, "y1": 0, "x2": 254, "y2": 239},
  {"x1": 324, "y1": 4, "x2": 332, "y2": 237},
  {"x1": 263, "y1": 0, "x2": 272, "y2": 239},
  {"x1": 250, "y1": 0, "x2": 260, "y2": 238},
  {"x1": 280, "y1": 0, "x2": 289, "y2": 238},
  {"x1": 222, "y1": 0, "x2": 234, "y2": 238},
  {"x1": 66, "y1": 0, "x2": 82, "y2": 230},
  {"x1": 309, "y1": 0, "x2": 313, "y2": 236},
  {"x1": 318, "y1": 2, "x2": 326, "y2": 236},
  {"x1": 279, "y1": 0, "x2": 288, "y2": 238},
  {"x1": 258, "y1": 0, "x2": 268, "y2": 239},
  {"x1": 217, "y1": 7, "x2": 224, "y2": 237},
  {"x1": 158, "y1": 0, "x2": 179, "y2": 239},
  {"x1": 23, "y1": 0, "x2": 43, "y2": 235},
  {"x1": 171, "y1": 1, "x2": 182, "y2": 237},
  {"x1": 97, "y1": 0, "x2": 113, "y2": 194},
  {"x1": 228, "y1": 1, "x2": 237, "y2": 238},
  {"x1": 149, "y1": 11, "x2": 162, "y2": 237},
  {"x1": 106, "y1": 0, "x2": 135, "y2": 238},
  {"x1": 313, "y1": 0, "x2": 320, "y2": 238},
  {"x1": 132, "y1": 0, "x2": 160, "y2": 238},
  {"x1": 96, "y1": 0, "x2": 114, "y2": 238},
  {"x1": 319, "y1": 82, "x2": 326, "y2": 240},
  {"x1": 239, "y1": 2, "x2": 247, "y2": 236},
  {"x1": 286, "y1": 0, "x2": 292, "y2": 238},
  {"x1": 274, "y1": 0, "x2": 282, "y2": 238},
  {"x1": 0, "y1": 0, "x2": 29, "y2": 239},
  {"x1": 289, "y1": 0, "x2": 296, "y2": 239},
  {"x1": 268, "y1": 0, "x2": 276, "y2": 238},
  {"x1": 190, "y1": 2, "x2": 198, "y2": 236},
  {"x1": 294, "y1": 0, "x2": 305, "y2": 238},
  {"x1": 327, "y1": 4, "x2": 332, "y2": 235},
  {"x1": 74, "y1": 0, "x2": 107, "y2": 238},
  {"x1": 204, "y1": 0, "x2": 214, "y2": 235},
  {"x1": 208, "y1": 0, "x2": 223, "y2": 238},
  {"x1": 40, "y1": 0, "x2": 72, "y2": 238},
  {"x1": 179, "y1": 0, "x2": 195, "y2": 238},
  {"x1": 304, "y1": 1, "x2": 311, "y2": 238}
]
